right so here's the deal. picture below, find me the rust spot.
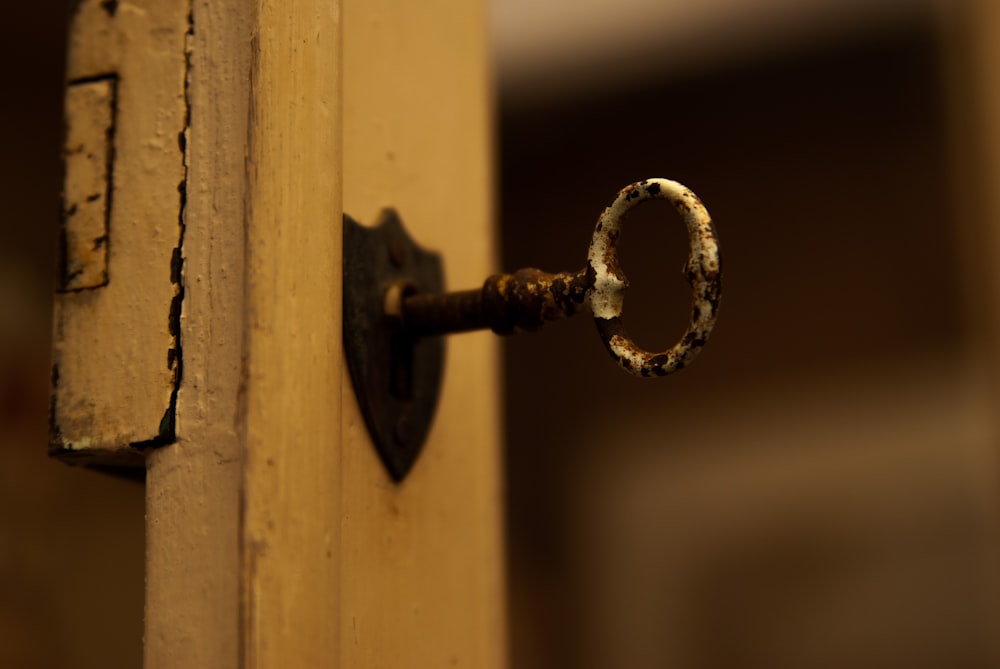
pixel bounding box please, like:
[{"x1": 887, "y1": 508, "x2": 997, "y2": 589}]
[{"x1": 480, "y1": 267, "x2": 591, "y2": 334}]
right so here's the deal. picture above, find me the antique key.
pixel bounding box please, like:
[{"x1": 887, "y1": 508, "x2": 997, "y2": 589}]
[{"x1": 343, "y1": 178, "x2": 722, "y2": 480}]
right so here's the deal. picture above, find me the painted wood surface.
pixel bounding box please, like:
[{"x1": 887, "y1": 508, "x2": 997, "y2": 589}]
[
  {"x1": 145, "y1": 0, "x2": 247, "y2": 665},
  {"x1": 238, "y1": 0, "x2": 344, "y2": 664},
  {"x1": 338, "y1": 1, "x2": 506, "y2": 666},
  {"x1": 141, "y1": 0, "x2": 505, "y2": 666},
  {"x1": 51, "y1": 0, "x2": 188, "y2": 464}
]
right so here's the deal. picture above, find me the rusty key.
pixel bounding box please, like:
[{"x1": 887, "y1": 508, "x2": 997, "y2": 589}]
[
  {"x1": 387, "y1": 178, "x2": 722, "y2": 377},
  {"x1": 343, "y1": 178, "x2": 722, "y2": 480}
]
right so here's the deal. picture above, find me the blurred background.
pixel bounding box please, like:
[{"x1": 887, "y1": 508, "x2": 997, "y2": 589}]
[
  {"x1": 498, "y1": 0, "x2": 1000, "y2": 667},
  {"x1": 3, "y1": 0, "x2": 1000, "y2": 667},
  {"x1": 0, "y1": 2, "x2": 145, "y2": 668}
]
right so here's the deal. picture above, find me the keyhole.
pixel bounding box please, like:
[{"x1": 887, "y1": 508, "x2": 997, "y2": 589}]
[{"x1": 389, "y1": 330, "x2": 415, "y2": 402}]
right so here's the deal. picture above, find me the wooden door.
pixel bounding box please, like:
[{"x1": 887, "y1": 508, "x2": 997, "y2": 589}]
[{"x1": 51, "y1": 1, "x2": 505, "y2": 666}]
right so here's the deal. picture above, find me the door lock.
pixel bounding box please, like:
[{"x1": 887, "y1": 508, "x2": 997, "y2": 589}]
[{"x1": 343, "y1": 178, "x2": 722, "y2": 481}]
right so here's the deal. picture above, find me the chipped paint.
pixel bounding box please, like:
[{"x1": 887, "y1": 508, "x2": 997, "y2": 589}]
[
  {"x1": 61, "y1": 75, "x2": 116, "y2": 291},
  {"x1": 50, "y1": 0, "x2": 192, "y2": 465}
]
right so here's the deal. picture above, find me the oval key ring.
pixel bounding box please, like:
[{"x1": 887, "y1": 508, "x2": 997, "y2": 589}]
[{"x1": 588, "y1": 178, "x2": 723, "y2": 377}]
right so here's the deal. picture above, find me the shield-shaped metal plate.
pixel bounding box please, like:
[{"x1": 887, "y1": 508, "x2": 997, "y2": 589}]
[{"x1": 342, "y1": 210, "x2": 445, "y2": 481}]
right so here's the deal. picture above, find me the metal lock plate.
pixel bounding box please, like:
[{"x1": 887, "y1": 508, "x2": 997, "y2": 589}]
[{"x1": 342, "y1": 210, "x2": 445, "y2": 481}]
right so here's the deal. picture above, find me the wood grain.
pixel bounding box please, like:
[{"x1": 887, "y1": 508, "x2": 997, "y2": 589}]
[
  {"x1": 339, "y1": 1, "x2": 506, "y2": 666},
  {"x1": 141, "y1": 0, "x2": 503, "y2": 665},
  {"x1": 145, "y1": 0, "x2": 249, "y2": 665},
  {"x1": 239, "y1": 0, "x2": 344, "y2": 665}
]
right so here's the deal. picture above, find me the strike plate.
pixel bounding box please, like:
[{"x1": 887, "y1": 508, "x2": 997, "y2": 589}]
[{"x1": 342, "y1": 210, "x2": 445, "y2": 481}]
